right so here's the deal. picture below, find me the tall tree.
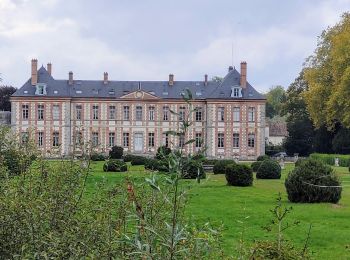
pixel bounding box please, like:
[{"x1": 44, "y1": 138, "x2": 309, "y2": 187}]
[
  {"x1": 0, "y1": 86, "x2": 16, "y2": 111},
  {"x1": 265, "y1": 85, "x2": 286, "y2": 118},
  {"x1": 304, "y1": 12, "x2": 350, "y2": 129}
]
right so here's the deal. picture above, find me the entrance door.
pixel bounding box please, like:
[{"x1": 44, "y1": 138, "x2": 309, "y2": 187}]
[{"x1": 134, "y1": 133, "x2": 143, "y2": 152}]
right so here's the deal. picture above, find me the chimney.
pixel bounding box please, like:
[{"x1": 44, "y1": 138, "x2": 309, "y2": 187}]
[
  {"x1": 103, "y1": 72, "x2": 108, "y2": 84},
  {"x1": 204, "y1": 74, "x2": 208, "y2": 86},
  {"x1": 31, "y1": 59, "x2": 38, "y2": 85},
  {"x1": 47, "y1": 63, "x2": 52, "y2": 76},
  {"x1": 228, "y1": 66, "x2": 234, "y2": 72},
  {"x1": 240, "y1": 61, "x2": 247, "y2": 88},
  {"x1": 168, "y1": 74, "x2": 174, "y2": 86},
  {"x1": 68, "y1": 71, "x2": 73, "y2": 85}
]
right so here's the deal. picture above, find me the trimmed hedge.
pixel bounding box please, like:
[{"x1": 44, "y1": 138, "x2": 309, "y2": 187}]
[
  {"x1": 130, "y1": 156, "x2": 148, "y2": 166},
  {"x1": 225, "y1": 164, "x2": 253, "y2": 186},
  {"x1": 251, "y1": 161, "x2": 262, "y2": 172},
  {"x1": 91, "y1": 153, "x2": 107, "y2": 161},
  {"x1": 144, "y1": 158, "x2": 159, "y2": 171},
  {"x1": 256, "y1": 160, "x2": 281, "y2": 179},
  {"x1": 182, "y1": 161, "x2": 206, "y2": 179},
  {"x1": 257, "y1": 155, "x2": 270, "y2": 161},
  {"x1": 155, "y1": 146, "x2": 172, "y2": 160},
  {"x1": 310, "y1": 153, "x2": 350, "y2": 167},
  {"x1": 213, "y1": 160, "x2": 236, "y2": 174},
  {"x1": 103, "y1": 159, "x2": 127, "y2": 172},
  {"x1": 285, "y1": 159, "x2": 342, "y2": 203},
  {"x1": 109, "y1": 146, "x2": 124, "y2": 159}
]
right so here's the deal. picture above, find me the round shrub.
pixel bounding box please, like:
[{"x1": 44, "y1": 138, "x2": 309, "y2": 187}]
[
  {"x1": 213, "y1": 160, "x2": 236, "y2": 174},
  {"x1": 285, "y1": 159, "x2": 342, "y2": 203},
  {"x1": 144, "y1": 158, "x2": 159, "y2": 171},
  {"x1": 256, "y1": 160, "x2": 281, "y2": 179},
  {"x1": 103, "y1": 159, "x2": 127, "y2": 172},
  {"x1": 225, "y1": 164, "x2": 253, "y2": 186},
  {"x1": 109, "y1": 146, "x2": 124, "y2": 159},
  {"x1": 182, "y1": 161, "x2": 206, "y2": 179},
  {"x1": 251, "y1": 161, "x2": 262, "y2": 172},
  {"x1": 156, "y1": 146, "x2": 172, "y2": 160},
  {"x1": 91, "y1": 153, "x2": 107, "y2": 161},
  {"x1": 130, "y1": 156, "x2": 148, "y2": 166},
  {"x1": 257, "y1": 155, "x2": 270, "y2": 161}
]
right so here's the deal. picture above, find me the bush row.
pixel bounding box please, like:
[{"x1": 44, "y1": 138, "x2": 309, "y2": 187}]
[{"x1": 310, "y1": 153, "x2": 350, "y2": 167}]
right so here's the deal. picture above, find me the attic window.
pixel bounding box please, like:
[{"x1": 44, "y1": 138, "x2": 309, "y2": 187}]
[
  {"x1": 24, "y1": 90, "x2": 28, "y2": 94},
  {"x1": 35, "y1": 84, "x2": 47, "y2": 95},
  {"x1": 123, "y1": 90, "x2": 129, "y2": 95},
  {"x1": 92, "y1": 89, "x2": 98, "y2": 95},
  {"x1": 54, "y1": 90, "x2": 58, "y2": 94},
  {"x1": 109, "y1": 90, "x2": 115, "y2": 95},
  {"x1": 196, "y1": 91, "x2": 202, "y2": 96},
  {"x1": 163, "y1": 91, "x2": 168, "y2": 96},
  {"x1": 76, "y1": 90, "x2": 82, "y2": 94},
  {"x1": 231, "y1": 86, "x2": 242, "y2": 98},
  {"x1": 248, "y1": 91, "x2": 253, "y2": 97},
  {"x1": 195, "y1": 82, "x2": 200, "y2": 86}
]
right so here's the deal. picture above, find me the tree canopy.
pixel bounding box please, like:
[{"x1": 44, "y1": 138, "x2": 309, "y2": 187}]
[
  {"x1": 265, "y1": 85, "x2": 286, "y2": 118},
  {"x1": 0, "y1": 85, "x2": 16, "y2": 111},
  {"x1": 304, "y1": 12, "x2": 350, "y2": 129}
]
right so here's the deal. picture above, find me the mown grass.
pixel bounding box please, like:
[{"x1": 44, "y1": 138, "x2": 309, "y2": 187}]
[{"x1": 85, "y1": 162, "x2": 350, "y2": 259}]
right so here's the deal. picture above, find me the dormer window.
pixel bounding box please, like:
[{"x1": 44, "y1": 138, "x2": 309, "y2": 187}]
[
  {"x1": 35, "y1": 84, "x2": 47, "y2": 95},
  {"x1": 231, "y1": 86, "x2": 242, "y2": 98}
]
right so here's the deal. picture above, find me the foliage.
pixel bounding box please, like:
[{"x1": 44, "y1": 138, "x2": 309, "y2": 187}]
[
  {"x1": 265, "y1": 85, "x2": 286, "y2": 118},
  {"x1": 295, "y1": 158, "x2": 306, "y2": 168},
  {"x1": 109, "y1": 145, "x2": 124, "y2": 159},
  {"x1": 304, "y1": 13, "x2": 350, "y2": 129},
  {"x1": 257, "y1": 155, "x2": 270, "y2": 161},
  {"x1": 265, "y1": 143, "x2": 284, "y2": 156},
  {"x1": 285, "y1": 159, "x2": 342, "y2": 203},
  {"x1": 90, "y1": 152, "x2": 107, "y2": 161},
  {"x1": 155, "y1": 146, "x2": 172, "y2": 160},
  {"x1": 310, "y1": 153, "x2": 350, "y2": 167},
  {"x1": 182, "y1": 160, "x2": 205, "y2": 179},
  {"x1": 213, "y1": 160, "x2": 236, "y2": 175},
  {"x1": 256, "y1": 160, "x2": 281, "y2": 179},
  {"x1": 144, "y1": 158, "x2": 159, "y2": 171},
  {"x1": 332, "y1": 128, "x2": 350, "y2": 154},
  {"x1": 251, "y1": 161, "x2": 263, "y2": 172},
  {"x1": 0, "y1": 85, "x2": 16, "y2": 111},
  {"x1": 103, "y1": 159, "x2": 127, "y2": 172},
  {"x1": 130, "y1": 155, "x2": 148, "y2": 166},
  {"x1": 225, "y1": 164, "x2": 253, "y2": 187},
  {"x1": 202, "y1": 159, "x2": 219, "y2": 165}
]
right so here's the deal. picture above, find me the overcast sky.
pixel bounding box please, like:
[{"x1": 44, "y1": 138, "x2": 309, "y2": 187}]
[{"x1": 0, "y1": 0, "x2": 349, "y2": 92}]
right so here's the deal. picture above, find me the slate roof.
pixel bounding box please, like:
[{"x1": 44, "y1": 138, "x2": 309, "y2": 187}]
[{"x1": 12, "y1": 66, "x2": 265, "y2": 100}]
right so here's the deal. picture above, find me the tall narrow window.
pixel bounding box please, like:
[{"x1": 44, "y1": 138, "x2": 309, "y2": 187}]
[
  {"x1": 163, "y1": 133, "x2": 169, "y2": 147},
  {"x1": 92, "y1": 132, "x2": 99, "y2": 147},
  {"x1": 218, "y1": 107, "x2": 225, "y2": 122},
  {"x1": 93, "y1": 105, "x2": 99, "y2": 120},
  {"x1": 136, "y1": 106, "x2": 143, "y2": 121},
  {"x1": 38, "y1": 131, "x2": 43, "y2": 147},
  {"x1": 149, "y1": 106, "x2": 155, "y2": 121},
  {"x1": 233, "y1": 133, "x2": 239, "y2": 148},
  {"x1": 179, "y1": 134, "x2": 185, "y2": 148},
  {"x1": 109, "y1": 105, "x2": 116, "y2": 120},
  {"x1": 217, "y1": 133, "x2": 224, "y2": 148},
  {"x1": 163, "y1": 106, "x2": 169, "y2": 121},
  {"x1": 22, "y1": 104, "x2": 29, "y2": 120},
  {"x1": 248, "y1": 133, "x2": 255, "y2": 148},
  {"x1": 52, "y1": 105, "x2": 59, "y2": 120},
  {"x1": 179, "y1": 106, "x2": 185, "y2": 121},
  {"x1": 233, "y1": 107, "x2": 240, "y2": 122},
  {"x1": 37, "y1": 104, "x2": 44, "y2": 120},
  {"x1": 248, "y1": 107, "x2": 255, "y2": 122},
  {"x1": 195, "y1": 133, "x2": 202, "y2": 148},
  {"x1": 75, "y1": 105, "x2": 82, "y2": 120},
  {"x1": 75, "y1": 131, "x2": 83, "y2": 145},
  {"x1": 148, "y1": 132, "x2": 155, "y2": 147},
  {"x1": 21, "y1": 132, "x2": 28, "y2": 144},
  {"x1": 109, "y1": 132, "x2": 115, "y2": 147},
  {"x1": 123, "y1": 133, "x2": 129, "y2": 147},
  {"x1": 123, "y1": 106, "x2": 130, "y2": 120},
  {"x1": 195, "y1": 107, "x2": 202, "y2": 121},
  {"x1": 53, "y1": 132, "x2": 59, "y2": 147}
]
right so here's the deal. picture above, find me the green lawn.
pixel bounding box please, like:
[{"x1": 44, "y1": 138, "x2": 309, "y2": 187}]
[{"x1": 86, "y1": 162, "x2": 350, "y2": 259}]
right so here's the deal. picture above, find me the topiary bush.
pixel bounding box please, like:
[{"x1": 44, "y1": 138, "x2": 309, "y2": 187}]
[
  {"x1": 257, "y1": 155, "x2": 270, "y2": 161},
  {"x1": 225, "y1": 164, "x2": 253, "y2": 186},
  {"x1": 213, "y1": 160, "x2": 236, "y2": 174},
  {"x1": 295, "y1": 158, "x2": 306, "y2": 168},
  {"x1": 130, "y1": 156, "x2": 148, "y2": 166},
  {"x1": 251, "y1": 161, "x2": 262, "y2": 172},
  {"x1": 182, "y1": 161, "x2": 206, "y2": 179},
  {"x1": 103, "y1": 159, "x2": 127, "y2": 172},
  {"x1": 109, "y1": 146, "x2": 124, "y2": 159},
  {"x1": 90, "y1": 152, "x2": 107, "y2": 161},
  {"x1": 144, "y1": 158, "x2": 159, "y2": 171},
  {"x1": 285, "y1": 159, "x2": 342, "y2": 203},
  {"x1": 256, "y1": 160, "x2": 281, "y2": 179},
  {"x1": 155, "y1": 146, "x2": 172, "y2": 160}
]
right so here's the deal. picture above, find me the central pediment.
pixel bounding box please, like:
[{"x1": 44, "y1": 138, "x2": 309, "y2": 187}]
[{"x1": 119, "y1": 90, "x2": 159, "y2": 100}]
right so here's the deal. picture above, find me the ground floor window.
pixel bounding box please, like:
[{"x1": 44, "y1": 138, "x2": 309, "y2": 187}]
[
  {"x1": 123, "y1": 133, "x2": 129, "y2": 147},
  {"x1": 217, "y1": 133, "x2": 224, "y2": 148},
  {"x1": 109, "y1": 132, "x2": 115, "y2": 147},
  {"x1": 248, "y1": 133, "x2": 255, "y2": 148},
  {"x1": 53, "y1": 132, "x2": 59, "y2": 147},
  {"x1": 195, "y1": 133, "x2": 202, "y2": 148},
  {"x1": 92, "y1": 132, "x2": 99, "y2": 147},
  {"x1": 163, "y1": 133, "x2": 169, "y2": 147},
  {"x1": 148, "y1": 132, "x2": 155, "y2": 147},
  {"x1": 38, "y1": 131, "x2": 43, "y2": 147},
  {"x1": 233, "y1": 133, "x2": 239, "y2": 148}
]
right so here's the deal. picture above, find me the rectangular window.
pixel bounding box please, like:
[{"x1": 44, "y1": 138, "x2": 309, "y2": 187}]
[
  {"x1": 233, "y1": 107, "x2": 240, "y2": 122},
  {"x1": 22, "y1": 104, "x2": 29, "y2": 120},
  {"x1": 75, "y1": 131, "x2": 83, "y2": 145},
  {"x1": 53, "y1": 131, "x2": 59, "y2": 147},
  {"x1": 218, "y1": 107, "x2": 225, "y2": 122},
  {"x1": 136, "y1": 106, "x2": 143, "y2": 121},
  {"x1": 217, "y1": 133, "x2": 224, "y2": 148},
  {"x1": 93, "y1": 105, "x2": 99, "y2": 120},
  {"x1": 195, "y1": 133, "x2": 202, "y2": 148},
  {"x1": 148, "y1": 132, "x2": 155, "y2": 147},
  {"x1": 37, "y1": 104, "x2": 44, "y2": 120},
  {"x1": 163, "y1": 133, "x2": 169, "y2": 147},
  {"x1": 195, "y1": 107, "x2": 202, "y2": 121},
  {"x1": 52, "y1": 105, "x2": 59, "y2": 120},
  {"x1": 163, "y1": 106, "x2": 169, "y2": 121},
  {"x1": 123, "y1": 133, "x2": 129, "y2": 147},
  {"x1": 123, "y1": 106, "x2": 130, "y2": 120},
  {"x1": 149, "y1": 106, "x2": 155, "y2": 121},
  {"x1": 92, "y1": 132, "x2": 99, "y2": 147},
  {"x1": 233, "y1": 133, "x2": 239, "y2": 148},
  {"x1": 248, "y1": 133, "x2": 255, "y2": 148},
  {"x1": 179, "y1": 134, "x2": 185, "y2": 148},
  {"x1": 76, "y1": 105, "x2": 82, "y2": 120},
  {"x1": 248, "y1": 107, "x2": 255, "y2": 122},
  {"x1": 179, "y1": 106, "x2": 185, "y2": 121},
  {"x1": 109, "y1": 132, "x2": 115, "y2": 147},
  {"x1": 233, "y1": 88, "x2": 239, "y2": 97},
  {"x1": 38, "y1": 131, "x2": 43, "y2": 147},
  {"x1": 21, "y1": 132, "x2": 28, "y2": 144},
  {"x1": 109, "y1": 105, "x2": 116, "y2": 120}
]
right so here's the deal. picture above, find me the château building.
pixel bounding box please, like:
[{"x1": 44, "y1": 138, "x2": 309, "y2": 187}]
[{"x1": 10, "y1": 59, "x2": 266, "y2": 159}]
